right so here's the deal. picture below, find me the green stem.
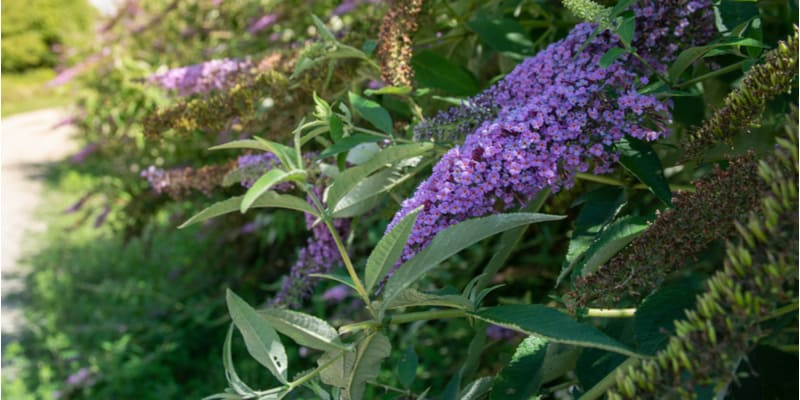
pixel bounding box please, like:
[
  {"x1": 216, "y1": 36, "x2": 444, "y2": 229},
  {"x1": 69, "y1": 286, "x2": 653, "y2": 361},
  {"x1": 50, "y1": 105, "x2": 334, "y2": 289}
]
[
  {"x1": 575, "y1": 172, "x2": 625, "y2": 186},
  {"x1": 351, "y1": 126, "x2": 414, "y2": 144},
  {"x1": 578, "y1": 357, "x2": 639, "y2": 400},
  {"x1": 676, "y1": 60, "x2": 746, "y2": 89},
  {"x1": 585, "y1": 308, "x2": 637, "y2": 318},
  {"x1": 306, "y1": 189, "x2": 374, "y2": 316},
  {"x1": 339, "y1": 309, "x2": 467, "y2": 334}
]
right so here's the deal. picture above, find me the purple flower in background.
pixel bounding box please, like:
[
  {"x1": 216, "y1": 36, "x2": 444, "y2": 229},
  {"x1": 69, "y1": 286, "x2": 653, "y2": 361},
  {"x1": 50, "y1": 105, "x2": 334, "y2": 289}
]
[
  {"x1": 236, "y1": 153, "x2": 282, "y2": 188},
  {"x1": 332, "y1": 0, "x2": 379, "y2": 16},
  {"x1": 71, "y1": 142, "x2": 100, "y2": 163},
  {"x1": 247, "y1": 13, "x2": 278, "y2": 34},
  {"x1": 322, "y1": 284, "x2": 350, "y2": 302},
  {"x1": 147, "y1": 58, "x2": 253, "y2": 96},
  {"x1": 388, "y1": 1, "x2": 715, "y2": 263},
  {"x1": 94, "y1": 205, "x2": 111, "y2": 228},
  {"x1": 141, "y1": 165, "x2": 169, "y2": 194},
  {"x1": 272, "y1": 187, "x2": 351, "y2": 307},
  {"x1": 486, "y1": 324, "x2": 519, "y2": 341},
  {"x1": 65, "y1": 367, "x2": 95, "y2": 387},
  {"x1": 64, "y1": 192, "x2": 95, "y2": 214},
  {"x1": 48, "y1": 48, "x2": 110, "y2": 87}
]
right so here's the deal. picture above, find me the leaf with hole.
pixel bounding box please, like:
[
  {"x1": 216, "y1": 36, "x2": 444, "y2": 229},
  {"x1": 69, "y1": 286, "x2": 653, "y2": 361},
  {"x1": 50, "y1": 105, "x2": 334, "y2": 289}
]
[{"x1": 226, "y1": 289, "x2": 288, "y2": 383}]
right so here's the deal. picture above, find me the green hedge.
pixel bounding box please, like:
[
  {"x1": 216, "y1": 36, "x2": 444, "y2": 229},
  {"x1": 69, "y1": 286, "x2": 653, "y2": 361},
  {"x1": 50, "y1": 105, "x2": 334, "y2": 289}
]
[{"x1": 1, "y1": 0, "x2": 95, "y2": 72}]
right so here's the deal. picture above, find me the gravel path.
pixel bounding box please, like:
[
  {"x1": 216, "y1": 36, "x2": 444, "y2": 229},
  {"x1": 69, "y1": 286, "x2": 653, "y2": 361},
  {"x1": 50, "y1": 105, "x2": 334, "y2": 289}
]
[{"x1": 2, "y1": 108, "x2": 78, "y2": 345}]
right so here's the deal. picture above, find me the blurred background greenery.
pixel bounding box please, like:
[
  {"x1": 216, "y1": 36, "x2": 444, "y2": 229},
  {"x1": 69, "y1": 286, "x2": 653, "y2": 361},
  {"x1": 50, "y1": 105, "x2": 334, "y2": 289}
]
[{"x1": 1, "y1": 0, "x2": 796, "y2": 399}]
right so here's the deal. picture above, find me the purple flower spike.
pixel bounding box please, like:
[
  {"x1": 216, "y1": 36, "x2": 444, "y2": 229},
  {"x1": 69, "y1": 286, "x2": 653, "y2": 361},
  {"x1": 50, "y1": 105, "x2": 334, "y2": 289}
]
[
  {"x1": 147, "y1": 58, "x2": 253, "y2": 96},
  {"x1": 388, "y1": 1, "x2": 715, "y2": 263},
  {"x1": 247, "y1": 13, "x2": 278, "y2": 35}
]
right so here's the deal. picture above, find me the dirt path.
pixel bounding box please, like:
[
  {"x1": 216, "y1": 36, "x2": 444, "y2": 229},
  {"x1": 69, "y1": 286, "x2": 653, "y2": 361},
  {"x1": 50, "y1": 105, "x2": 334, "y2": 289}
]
[{"x1": 2, "y1": 108, "x2": 78, "y2": 342}]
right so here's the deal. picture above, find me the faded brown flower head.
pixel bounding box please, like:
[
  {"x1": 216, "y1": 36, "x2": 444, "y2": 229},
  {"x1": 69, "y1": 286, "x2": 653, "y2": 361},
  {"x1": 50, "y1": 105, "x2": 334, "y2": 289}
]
[
  {"x1": 568, "y1": 152, "x2": 768, "y2": 310},
  {"x1": 376, "y1": 0, "x2": 423, "y2": 87}
]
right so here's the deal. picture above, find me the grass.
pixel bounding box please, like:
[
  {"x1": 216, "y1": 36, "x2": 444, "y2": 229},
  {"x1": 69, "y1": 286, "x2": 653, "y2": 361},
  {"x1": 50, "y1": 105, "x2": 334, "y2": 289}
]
[{"x1": 1, "y1": 68, "x2": 76, "y2": 117}]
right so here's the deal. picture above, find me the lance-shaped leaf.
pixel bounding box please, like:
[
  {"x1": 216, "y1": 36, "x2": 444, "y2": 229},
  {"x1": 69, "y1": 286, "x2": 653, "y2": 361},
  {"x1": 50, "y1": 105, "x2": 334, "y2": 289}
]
[
  {"x1": 211, "y1": 138, "x2": 298, "y2": 170},
  {"x1": 383, "y1": 288, "x2": 473, "y2": 310},
  {"x1": 491, "y1": 336, "x2": 549, "y2": 399},
  {"x1": 616, "y1": 136, "x2": 672, "y2": 206},
  {"x1": 571, "y1": 215, "x2": 649, "y2": 278},
  {"x1": 364, "y1": 208, "x2": 421, "y2": 293},
  {"x1": 222, "y1": 324, "x2": 256, "y2": 397},
  {"x1": 348, "y1": 92, "x2": 393, "y2": 135},
  {"x1": 258, "y1": 309, "x2": 347, "y2": 353},
  {"x1": 557, "y1": 187, "x2": 625, "y2": 285},
  {"x1": 471, "y1": 305, "x2": 640, "y2": 357},
  {"x1": 179, "y1": 193, "x2": 318, "y2": 228},
  {"x1": 241, "y1": 169, "x2": 306, "y2": 213},
  {"x1": 345, "y1": 333, "x2": 391, "y2": 400},
  {"x1": 382, "y1": 213, "x2": 564, "y2": 308},
  {"x1": 226, "y1": 289, "x2": 288, "y2": 383},
  {"x1": 332, "y1": 167, "x2": 412, "y2": 218},
  {"x1": 317, "y1": 134, "x2": 382, "y2": 159},
  {"x1": 327, "y1": 143, "x2": 433, "y2": 208},
  {"x1": 318, "y1": 333, "x2": 391, "y2": 400}
]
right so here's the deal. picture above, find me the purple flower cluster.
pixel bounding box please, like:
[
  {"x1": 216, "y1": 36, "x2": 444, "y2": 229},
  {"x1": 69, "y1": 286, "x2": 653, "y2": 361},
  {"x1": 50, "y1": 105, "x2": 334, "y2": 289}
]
[
  {"x1": 147, "y1": 58, "x2": 253, "y2": 96},
  {"x1": 247, "y1": 13, "x2": 278, "y2": 35},
  {"x1": 237, "y1": 152, "x2": 280, "y2": 188},
  {"x1": 141, "y1": 165, "x2": 169, "y2": 194},
  {"x1": 272, "y1": 187, "x2": 351, "y2": 307},
  {"x1": 389, "y1": 1, "x2": 715, "y2": 262}
]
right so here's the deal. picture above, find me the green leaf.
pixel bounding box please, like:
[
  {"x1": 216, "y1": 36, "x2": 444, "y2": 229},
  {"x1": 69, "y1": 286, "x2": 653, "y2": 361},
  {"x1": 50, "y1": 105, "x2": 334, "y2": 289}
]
[
  {"x1": 179, "y1": 193, "x2": 318, "y2": 229},
  {"x1": 254, "y1": 137, "x2": 301, "y2": 170},
  {"x1": 616, "y1": 14, "x2": 636, "y2": 47},
  {"x1": 411, "y1": 51, "x2": 480, "y2": 96},
  {"x1": 382, "y1": 213, "x2": 565, "y2": 308},
  {"x1": 318, "y1": 333, "x2": 392, "y2": 400},
  {"x1": 616, "y1": 136, "x2": 672, "y2": 206},
  {"x1": 668, "y1": 38, "x2": 769, "y2": 82},
  {"x1": 241, "y1": 169, "x2": 306, "y2": 213},
  {"x1": 571, "y1": 215, "x2": 649, "y2": 278},
  {"x1": 471, "y1": 305, "x2": 640, "y2": 357},
  {"x1": 491, "y1": 336, "x2": 549, "y2": 400},
  {"x1": 226, "y1": 289, "x2": 288, "y2": 383},
  {"x1": 466, "y1": 15, "x2": 534, "y2": 55},
  {"x1": 364, "y1": 86, "x2": 413, "y2": 96},
  {"x1": 397, "y1": 347, "x2": 418, "y2": 389},
  {"x1": 317, "y1": 134, "x2": 383, "y2": 159},
  {"x1": 557, "y1": 187, "x2": 625, "y2": 285},
  {"x1": 718, "y1": 0, "x2": 759, "y2": 31},
  {"x1": 348, "y1": 92, "x2": 393, "y2": 135},
  {"x1": 329, "y1": 114, "x2": 344, "y2": 142},
  {"x1": 383, "y1": 288, "x2": 473, "y2": 310},
  {"x1": 599, "y1": 47, "x2": 626, "y2": 68},
  {"x1": 634, "y1": 276, "x2": 705, "y2": 355},
  {"x1": 309, "y1": 273, "x2": 357, "y2": 291},
  {"x1": 365, "y1": 208, "x2": 422, "y2": 293},
  {"x1": 332, "y1": 168, "x2": 412, "y2": 218},
  {"x1": 311, "y1": 14, "x2": 336, "y2": 41},
  {"x1": 459, "y1": 377, "x2": 493, "y2": 400},
  {"x1": 327, "y1": 143, "x2": 433, "y2": 208},
  {"x1": 609, "y1": 0, "x2": 636, "y2": 18},
  {"x1": 209, "y1": 139, "x2": 272, "y2": 152},
  {"x1": 223, "y1": 324, "x2": 255, "y2": 396},
  {"x1": 258, "y1": 309, "x2": 347, "y2": 353}
]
